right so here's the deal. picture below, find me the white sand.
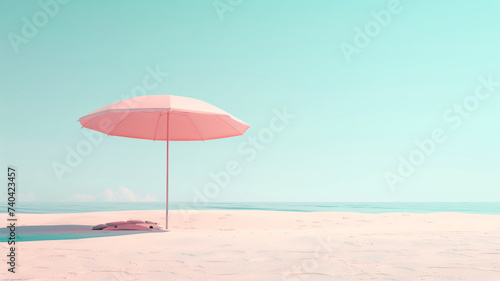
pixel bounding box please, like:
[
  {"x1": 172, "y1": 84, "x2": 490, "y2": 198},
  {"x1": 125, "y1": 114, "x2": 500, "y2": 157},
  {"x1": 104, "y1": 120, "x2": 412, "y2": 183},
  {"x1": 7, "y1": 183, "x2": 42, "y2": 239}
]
[{"x1": 2, "y1": 210, "x2": 500, "y2": 280}]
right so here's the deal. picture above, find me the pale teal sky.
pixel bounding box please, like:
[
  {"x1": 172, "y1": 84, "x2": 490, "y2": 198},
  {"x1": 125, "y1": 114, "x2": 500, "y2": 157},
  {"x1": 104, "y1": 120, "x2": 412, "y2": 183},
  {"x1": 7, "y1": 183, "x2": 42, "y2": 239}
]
[{"x1": 1, "y1": 0, "x2": 499, "y2": 202}]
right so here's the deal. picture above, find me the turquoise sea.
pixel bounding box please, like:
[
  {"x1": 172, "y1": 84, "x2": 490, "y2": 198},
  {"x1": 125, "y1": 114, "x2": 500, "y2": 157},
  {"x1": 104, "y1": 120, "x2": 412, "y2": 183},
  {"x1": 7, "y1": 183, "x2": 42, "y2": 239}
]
[{"x1": 2, "y1": 202, "x2": 500, "y2": 215}]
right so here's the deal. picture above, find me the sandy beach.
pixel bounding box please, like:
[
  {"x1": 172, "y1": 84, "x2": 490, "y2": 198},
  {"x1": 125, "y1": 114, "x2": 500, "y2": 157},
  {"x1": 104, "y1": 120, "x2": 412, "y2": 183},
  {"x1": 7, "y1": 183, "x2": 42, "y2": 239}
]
[{"x1": 2, "y1": 210, "x2": 500, "y2": 281}]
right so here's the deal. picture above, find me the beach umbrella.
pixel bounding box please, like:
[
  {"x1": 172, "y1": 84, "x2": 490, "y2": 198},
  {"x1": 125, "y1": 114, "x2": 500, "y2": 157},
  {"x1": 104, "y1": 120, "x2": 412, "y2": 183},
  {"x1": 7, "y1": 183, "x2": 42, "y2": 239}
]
[{"x1": 78, "y1": 95, "x2": 249, "y2": 229}]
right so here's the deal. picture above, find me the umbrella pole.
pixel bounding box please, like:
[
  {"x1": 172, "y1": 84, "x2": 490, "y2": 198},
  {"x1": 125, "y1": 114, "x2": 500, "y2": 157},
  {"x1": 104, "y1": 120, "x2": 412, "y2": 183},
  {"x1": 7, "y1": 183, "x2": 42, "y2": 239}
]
[
  {"x1": 166, "y1": 113, "x2": 170, "y2": 229},
  {"x1": 166, "y1": 139, "x2": 169, "y2": 229}
]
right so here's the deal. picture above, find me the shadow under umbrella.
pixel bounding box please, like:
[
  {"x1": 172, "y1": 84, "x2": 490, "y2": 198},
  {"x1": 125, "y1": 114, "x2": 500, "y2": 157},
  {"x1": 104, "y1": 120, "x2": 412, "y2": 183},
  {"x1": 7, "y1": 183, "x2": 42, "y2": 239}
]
[{"x1": 0, "y1": 225, "x2": 168, "y2": 242}]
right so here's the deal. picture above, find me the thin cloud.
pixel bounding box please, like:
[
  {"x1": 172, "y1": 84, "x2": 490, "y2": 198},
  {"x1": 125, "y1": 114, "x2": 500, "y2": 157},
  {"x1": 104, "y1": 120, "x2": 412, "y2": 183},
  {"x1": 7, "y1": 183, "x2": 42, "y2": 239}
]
[{"x1": 64, "y1": 186, "x2": 157, "y2": 202}]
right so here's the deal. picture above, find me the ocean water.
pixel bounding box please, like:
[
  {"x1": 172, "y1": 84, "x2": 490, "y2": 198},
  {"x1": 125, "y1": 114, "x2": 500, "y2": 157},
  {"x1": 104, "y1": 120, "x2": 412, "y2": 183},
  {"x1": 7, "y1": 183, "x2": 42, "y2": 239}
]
[{"x1": 2, "y1": 202, "x2": 500, "y2": 215}]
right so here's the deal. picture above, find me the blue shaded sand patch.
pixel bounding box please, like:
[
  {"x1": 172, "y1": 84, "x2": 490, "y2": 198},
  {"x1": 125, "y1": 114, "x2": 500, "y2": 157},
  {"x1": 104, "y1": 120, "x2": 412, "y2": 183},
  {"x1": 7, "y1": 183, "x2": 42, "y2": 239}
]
[{"x1": 1, "y1": 225, "x2": 167, "y2": 242}]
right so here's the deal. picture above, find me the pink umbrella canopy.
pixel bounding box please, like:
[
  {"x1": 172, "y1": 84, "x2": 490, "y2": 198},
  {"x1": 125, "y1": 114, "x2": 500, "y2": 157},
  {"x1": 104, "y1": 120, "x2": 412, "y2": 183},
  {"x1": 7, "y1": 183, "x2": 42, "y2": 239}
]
[{"x1": 79, "y1": 95, "x2": 249, "y2": 229}]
